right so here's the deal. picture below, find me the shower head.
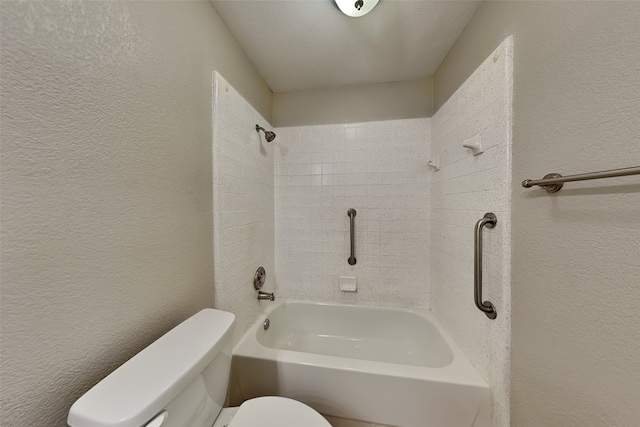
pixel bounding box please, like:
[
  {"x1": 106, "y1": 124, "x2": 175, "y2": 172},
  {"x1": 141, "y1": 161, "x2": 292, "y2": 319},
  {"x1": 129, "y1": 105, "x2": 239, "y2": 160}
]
[
  {"x1": 264, "y1": 130, "x2": 276, "y2": 142},
  {"x1": 255, "y1": 124, "x2": 276, "y2": 142}
]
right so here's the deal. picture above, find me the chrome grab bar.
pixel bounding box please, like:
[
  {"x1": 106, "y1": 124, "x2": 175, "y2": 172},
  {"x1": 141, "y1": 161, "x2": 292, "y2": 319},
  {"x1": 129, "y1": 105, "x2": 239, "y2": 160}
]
[
  {"x1": 474, "y1": 213, "x2": 497, "y2": 319},
  {"x1": 522, "y1": 165, "x2": 640, "y2": 193},
  {"x1": 348, "y1": 209, "x2": 356, "y2": 265}
]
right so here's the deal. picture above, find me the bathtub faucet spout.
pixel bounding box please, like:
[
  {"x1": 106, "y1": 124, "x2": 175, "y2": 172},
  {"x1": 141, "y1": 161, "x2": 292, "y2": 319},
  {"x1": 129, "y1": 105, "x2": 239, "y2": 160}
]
[{"x1": 257, "y1": 290, "x2": 275, "y2": 301}]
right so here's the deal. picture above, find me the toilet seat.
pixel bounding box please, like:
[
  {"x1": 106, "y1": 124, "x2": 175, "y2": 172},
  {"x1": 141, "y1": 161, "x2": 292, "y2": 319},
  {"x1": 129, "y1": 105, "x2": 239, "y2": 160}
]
[{"x1": 228, "y1": 396, "x2": 331, "y2": 427}]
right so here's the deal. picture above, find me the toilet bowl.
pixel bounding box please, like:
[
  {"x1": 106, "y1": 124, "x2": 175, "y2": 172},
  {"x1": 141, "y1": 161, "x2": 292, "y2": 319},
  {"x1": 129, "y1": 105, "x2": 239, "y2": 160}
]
[
  {"x1": 213, "y1": 397, "x2": 330, "y2": 427},
  {"x1": 67, "y1": 309, "x2": 331, "y2": 427}
]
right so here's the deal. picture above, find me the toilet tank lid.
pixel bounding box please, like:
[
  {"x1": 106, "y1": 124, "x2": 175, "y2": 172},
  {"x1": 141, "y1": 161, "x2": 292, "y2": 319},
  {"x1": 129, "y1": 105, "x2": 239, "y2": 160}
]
[{"x1": 68, "y1": 309, "x2": 235, "y2": 427}]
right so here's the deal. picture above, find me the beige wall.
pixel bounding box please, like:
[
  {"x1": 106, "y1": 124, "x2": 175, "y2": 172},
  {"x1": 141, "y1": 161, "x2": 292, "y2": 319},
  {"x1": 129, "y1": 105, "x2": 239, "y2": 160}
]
[
  {"x1": 434, "y1": 2, "x2": 640, "y2": 426},
  {"x1": 0, "y1": 1, "x2": 271, "y2": 425},
  {"x1": 273, "y1": 78, "x2": 432, "y2": 127}
]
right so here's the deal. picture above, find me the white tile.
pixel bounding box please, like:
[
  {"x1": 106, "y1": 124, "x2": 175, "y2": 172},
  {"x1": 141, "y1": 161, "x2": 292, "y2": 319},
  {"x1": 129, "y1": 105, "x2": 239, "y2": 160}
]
[
  {"x1": 275, "y1": 118, "x2": 431, "y2": 310},
  {"x1": 430, "y1": 36, "x2": 512, "y2": 427},
  {"x1": 212, "y1": 72, "x2": 275, "y2": 345}
]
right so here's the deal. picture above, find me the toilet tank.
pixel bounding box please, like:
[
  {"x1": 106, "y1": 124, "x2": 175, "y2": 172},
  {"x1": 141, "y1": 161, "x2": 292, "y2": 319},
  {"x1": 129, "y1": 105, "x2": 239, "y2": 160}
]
[{"x1": 68, "y1": 309, "x2": 236, "y2": 427}]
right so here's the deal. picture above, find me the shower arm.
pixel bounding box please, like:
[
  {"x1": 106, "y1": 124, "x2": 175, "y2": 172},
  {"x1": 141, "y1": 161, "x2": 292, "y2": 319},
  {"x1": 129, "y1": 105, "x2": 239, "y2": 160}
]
[{"x1": 255, "y1": 124, "x2": 276, "y2": 142}]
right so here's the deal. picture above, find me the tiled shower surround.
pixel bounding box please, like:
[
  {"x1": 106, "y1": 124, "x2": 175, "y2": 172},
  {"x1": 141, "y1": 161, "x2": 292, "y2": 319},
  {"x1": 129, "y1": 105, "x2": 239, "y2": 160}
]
[
  {"x1": 431, "y1": 37, "x2": 513, "y2": 427},
  {"x1": 212, "y1": 72, "x2": 275, "y2": 344},
  {"x1": 213, "y1": 36, "x2": 512, "y2": 426},
  {"x1": 274, "y1": 119, "x2": 431, "y2": 308}
]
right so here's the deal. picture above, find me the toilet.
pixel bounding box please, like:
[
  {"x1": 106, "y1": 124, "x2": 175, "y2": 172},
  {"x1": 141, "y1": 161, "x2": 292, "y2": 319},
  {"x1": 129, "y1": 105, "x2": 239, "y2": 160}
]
[{"x1": 67, "y1": 309, "x2": 331, "y2": 427}]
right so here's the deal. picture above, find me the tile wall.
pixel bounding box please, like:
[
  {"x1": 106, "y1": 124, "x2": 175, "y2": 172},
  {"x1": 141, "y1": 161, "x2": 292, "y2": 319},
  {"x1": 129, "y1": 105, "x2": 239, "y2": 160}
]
[
  {"x1": 430, "y1": 37, "x2": 513, "y2": 427},
  {"x1": 212, "y1": 72, "x2": 275, "y2": 344},
  {"x1": 274, "y1": 119, "x2": 431, "y2": 308}
]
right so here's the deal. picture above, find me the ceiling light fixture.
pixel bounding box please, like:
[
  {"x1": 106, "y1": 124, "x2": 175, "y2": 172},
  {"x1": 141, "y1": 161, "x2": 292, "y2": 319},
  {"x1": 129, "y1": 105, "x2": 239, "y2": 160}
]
[{"x1": 335, "y1": 0, "x2": 379, "y2": 17}]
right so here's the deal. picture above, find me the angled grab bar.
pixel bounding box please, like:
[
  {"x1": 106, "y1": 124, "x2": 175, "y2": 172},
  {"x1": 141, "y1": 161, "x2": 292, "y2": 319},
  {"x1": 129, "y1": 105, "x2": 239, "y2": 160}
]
[
  {"x1": 474, "y1": 213, "x2": 497, "y2": 319},
  {"x1": 348, "y1": 209, "x2": 356, "y2": 265}
]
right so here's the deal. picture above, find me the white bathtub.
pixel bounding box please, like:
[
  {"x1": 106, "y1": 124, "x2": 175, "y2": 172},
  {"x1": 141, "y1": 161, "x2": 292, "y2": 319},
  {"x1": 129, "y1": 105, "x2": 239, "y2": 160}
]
[{"x1": 231, "y1": 301, "x2": 491, "y2": 427}]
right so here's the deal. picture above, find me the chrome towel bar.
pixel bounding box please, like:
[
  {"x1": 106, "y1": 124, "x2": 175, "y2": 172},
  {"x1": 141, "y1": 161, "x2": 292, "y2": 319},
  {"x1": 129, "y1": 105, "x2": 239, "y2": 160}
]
[
  {"x1": 522, "y1": 165, "x2": 640, "y2": 193},
  {"x1": 474, "y1": 213, "x2": 497, "y2": 319}
]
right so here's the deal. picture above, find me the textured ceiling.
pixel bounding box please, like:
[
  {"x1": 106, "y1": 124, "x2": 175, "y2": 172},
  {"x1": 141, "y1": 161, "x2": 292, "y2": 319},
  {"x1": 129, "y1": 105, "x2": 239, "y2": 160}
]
[{"x1": 210, "y1": 0, "x2": 482, "y2": 93}]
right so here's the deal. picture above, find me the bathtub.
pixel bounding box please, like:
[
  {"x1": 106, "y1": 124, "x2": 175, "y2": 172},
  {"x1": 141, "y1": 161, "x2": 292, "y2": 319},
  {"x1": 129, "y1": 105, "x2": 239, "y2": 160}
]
[{"x1": 231, "y1": 301, "x2": 491, "y2": 427}]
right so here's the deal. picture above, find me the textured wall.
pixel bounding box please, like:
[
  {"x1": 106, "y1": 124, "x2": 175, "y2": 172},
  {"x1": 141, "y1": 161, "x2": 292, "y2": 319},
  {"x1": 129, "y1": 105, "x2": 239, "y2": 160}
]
[
  {"x1": 212, "y1": 73, "x2": 275, "y2": 345},
  {"x1": 274, "y1": 119, "x2": 431, "y2": 308},
  {"x1": 0, "y1": 1, "x2": 271, "y2": 425},
  {"x1": 273, "y1": 78, "x2": 433, "y2": 127},
  {"x1": 435, "y1": 2, "x2": 640, "y2": 426},
  {"x1": 431, "y1": 37, "x2": 513, "y2": 427}
]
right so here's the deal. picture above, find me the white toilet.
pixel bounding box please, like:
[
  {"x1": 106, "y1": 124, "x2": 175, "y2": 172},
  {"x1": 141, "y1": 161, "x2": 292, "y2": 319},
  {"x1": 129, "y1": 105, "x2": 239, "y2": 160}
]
[{"x1": 68, "y1": 309, "x2": 331, "y2": 427}]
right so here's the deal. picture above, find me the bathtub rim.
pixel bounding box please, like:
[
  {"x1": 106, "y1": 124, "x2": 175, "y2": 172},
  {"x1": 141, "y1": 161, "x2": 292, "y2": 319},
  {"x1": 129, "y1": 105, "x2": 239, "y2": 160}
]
[{"x1": 233, "y1": 299, "x2": 489, "y2": 389}]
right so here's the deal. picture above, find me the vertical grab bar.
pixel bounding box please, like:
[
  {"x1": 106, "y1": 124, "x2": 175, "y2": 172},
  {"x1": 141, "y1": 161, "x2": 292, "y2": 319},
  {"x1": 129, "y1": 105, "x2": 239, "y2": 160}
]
[
  {"x1": 474, "y1": 213, "x2": 498, "y2": 319},
  {"x1": 348, "y1": 209, "x2": 357, "y2": 265}
]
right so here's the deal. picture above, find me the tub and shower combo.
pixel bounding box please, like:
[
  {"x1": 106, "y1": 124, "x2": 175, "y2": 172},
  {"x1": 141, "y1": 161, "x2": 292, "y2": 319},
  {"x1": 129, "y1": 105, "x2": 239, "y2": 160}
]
[{"x1": 231, "y1": 301, "x2": 491, "y2": 427}]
